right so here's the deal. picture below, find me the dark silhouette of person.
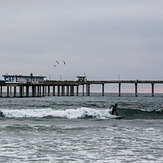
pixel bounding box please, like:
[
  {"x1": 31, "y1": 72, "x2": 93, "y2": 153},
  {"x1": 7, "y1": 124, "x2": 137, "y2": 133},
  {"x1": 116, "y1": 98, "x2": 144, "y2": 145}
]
[{"x1": 110, "y1": 103, "x2": 118, "y2": 116}]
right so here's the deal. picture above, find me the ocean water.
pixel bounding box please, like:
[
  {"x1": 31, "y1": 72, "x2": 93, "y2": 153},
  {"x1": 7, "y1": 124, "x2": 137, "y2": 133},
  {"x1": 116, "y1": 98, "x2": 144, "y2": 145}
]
[{"x1": 0, "y1": 93, "x2": 162, "y2": 163}]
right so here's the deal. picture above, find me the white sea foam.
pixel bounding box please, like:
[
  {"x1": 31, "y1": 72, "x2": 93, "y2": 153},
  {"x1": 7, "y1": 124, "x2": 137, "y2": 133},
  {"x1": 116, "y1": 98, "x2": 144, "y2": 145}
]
[{"x1": 0, "y1": 107, "x2": 113, "y2": 119}]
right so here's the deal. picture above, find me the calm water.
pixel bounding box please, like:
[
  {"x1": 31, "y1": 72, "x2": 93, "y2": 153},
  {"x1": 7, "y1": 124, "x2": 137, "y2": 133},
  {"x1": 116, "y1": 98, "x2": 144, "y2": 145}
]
[{"x1": 0, "y1": 93, "x2": 162, "y2": 163}]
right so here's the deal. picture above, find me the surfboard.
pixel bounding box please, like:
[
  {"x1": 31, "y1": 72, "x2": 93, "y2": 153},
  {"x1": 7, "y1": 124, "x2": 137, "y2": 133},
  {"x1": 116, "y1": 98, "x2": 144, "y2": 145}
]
[{"x1": 111, "y1": 116, "x2": 125, "y2": 119}]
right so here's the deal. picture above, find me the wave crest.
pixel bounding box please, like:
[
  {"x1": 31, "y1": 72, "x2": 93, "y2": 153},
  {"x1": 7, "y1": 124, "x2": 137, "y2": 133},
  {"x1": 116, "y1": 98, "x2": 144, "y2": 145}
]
[
  {"x1": 0, "y1": 107, "x2": 113, "y2": 119},
  {"x1": 1, "y1": 107, "x2": 162, "y2": 119}
]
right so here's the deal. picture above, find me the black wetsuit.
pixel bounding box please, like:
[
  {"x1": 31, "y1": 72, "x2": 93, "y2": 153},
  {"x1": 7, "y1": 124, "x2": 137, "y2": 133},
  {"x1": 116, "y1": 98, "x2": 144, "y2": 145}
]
[{"x1": 110, "y1": 105, "x2": 118, "y2": 116}]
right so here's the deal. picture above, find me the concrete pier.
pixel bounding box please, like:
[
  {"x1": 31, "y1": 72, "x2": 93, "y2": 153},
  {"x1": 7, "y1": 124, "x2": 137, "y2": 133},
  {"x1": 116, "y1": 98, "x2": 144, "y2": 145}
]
[
  {"x1": 86, "y1": 80, "x2": 163, "y2": 97},
  {"x1": 0, "y1": 80, "x2": 163, "y2": 97}
]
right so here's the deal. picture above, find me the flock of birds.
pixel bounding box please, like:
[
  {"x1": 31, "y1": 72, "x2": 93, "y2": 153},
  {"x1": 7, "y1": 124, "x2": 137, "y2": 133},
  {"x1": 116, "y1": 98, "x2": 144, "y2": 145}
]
[{"x1": 53, "y1": 60, "x2": 66, "y2": 68}]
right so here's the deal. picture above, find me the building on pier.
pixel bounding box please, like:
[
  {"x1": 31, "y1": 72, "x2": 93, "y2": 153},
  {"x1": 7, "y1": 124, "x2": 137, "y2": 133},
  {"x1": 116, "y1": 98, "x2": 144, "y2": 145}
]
[
  {"x1": 77, "y1": 76, "x2": 87, "y2": 83},
  {"x1": 2, "y1": 73, "x2": 46, "y2": 84}
]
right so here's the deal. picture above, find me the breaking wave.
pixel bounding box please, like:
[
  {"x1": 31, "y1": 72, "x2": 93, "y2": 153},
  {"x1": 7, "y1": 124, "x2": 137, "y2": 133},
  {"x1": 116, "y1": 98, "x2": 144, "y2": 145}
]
[
  {"x1": 0, "y1": 107, "x2": 113, "y2": 119},
  {"x1": 0, "y1": 107, "x2": 162, "y2": 119}
]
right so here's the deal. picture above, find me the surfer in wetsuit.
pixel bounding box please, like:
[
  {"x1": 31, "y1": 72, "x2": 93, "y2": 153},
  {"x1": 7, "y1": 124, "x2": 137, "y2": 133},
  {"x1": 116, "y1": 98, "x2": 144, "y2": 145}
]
[{"x1": 110, "y1": 103, "x2": 118, "y2": 116}]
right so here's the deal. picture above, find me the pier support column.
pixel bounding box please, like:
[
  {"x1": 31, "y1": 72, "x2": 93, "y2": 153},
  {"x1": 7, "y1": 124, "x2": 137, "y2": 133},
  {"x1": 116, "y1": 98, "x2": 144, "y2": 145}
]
[
  {"x1": 76, "y1": 86, "x2": 79, "y2": 96},
  {"x1": 118, "y1": 83, "x2": 121, "y2": 97},
  {"x1": 39, "y1": 85, "x2": 42, "y2": 97},
  {"x1": 82, "y1": 84, "x2": 84, "y2": 96},
  {"x1": 62, "y1": 86, "x2": 65, "y2": 96},
  {"x1": 7, "y1": 86, "x2": 9, "y2": 97},
  {"x1": 14, "y1": 86, "x2": 17, "y2": 97},
  {"x1": 44, "y1": 86, "x2": 47, "y2": 96},
  {"x1": 22, "y1": 86, "x2": 24, "y2": 96},
  {"x1": 102, "y1": 84, "x2": 104, "y2": 96},
  {"x1": 32, "y1": 86, "x2": 36, "y2": 97},
  {"x1": 10, "y1": 86, "x2": 12, "y2": 96},
  {"x1": 66, "y1": 86, "x2": 69, "y2": 96},
  {"x1": 70, "y1": 86, "x2": 74, "y2": 96},
  {"x1": 86, "y1": 84, "x2": 90, "y2": 96},
  {"x1": 37, "y1": 86, "x2": 40, "y2": 97},
  {"x1": 48, "y1": 86, "x2": 50, "y2": 96},
  {"x1": 0, "y1": 86, "x2": 2, "y2": 97},
  {"x1": 43, "y1": 86, "x2": 45, "y2": 96},
  {"x1": 53, "y1": 86, "x2": 55, "y2": 96},
  {"x1": 88, "y1": 84, "x2": 90, "y2": 96},
  {"x1": 19, "y1": 86, "x2": 23, "y2": 97},
  {"x1": 135, "y1": 83, "x2": 138, "y2": 97},
  {"x1": 58, "y1": 86, "x2": 60, "y2": 96},
  {"x1": 32, "y1": 86, "x2": 34, "y2": 97},
  {"x1": 26, "y1": 86, "x2": 29, "y2": 97},
  {"x1": 152, "y1": 83, "x2": 154, "y2": 97},
  {"x1": 21, "y1": 86, "x2": 24, "y2": 97}
]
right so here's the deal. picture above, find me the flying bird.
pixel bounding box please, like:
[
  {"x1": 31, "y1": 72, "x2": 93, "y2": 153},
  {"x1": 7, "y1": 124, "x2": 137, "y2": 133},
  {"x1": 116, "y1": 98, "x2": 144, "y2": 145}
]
[
  {"x1": 62, "y1": 60, "x2": 66, "y2": 65},
  {"x1": 56, "y1": 60, "x2": 59, "y2": 64},
  {"x1": 53, "y1": 65, "x2": 56, "y2": 67}
]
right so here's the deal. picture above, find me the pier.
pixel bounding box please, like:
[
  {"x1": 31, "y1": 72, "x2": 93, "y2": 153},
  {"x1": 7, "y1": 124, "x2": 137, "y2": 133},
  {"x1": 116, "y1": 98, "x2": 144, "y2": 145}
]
[
  {"x1": 0, "y1": 79, "x2": 163, "y2": 97},
  {"x1": 85, "y1": 80, "x2": 163, "y2": 97}
]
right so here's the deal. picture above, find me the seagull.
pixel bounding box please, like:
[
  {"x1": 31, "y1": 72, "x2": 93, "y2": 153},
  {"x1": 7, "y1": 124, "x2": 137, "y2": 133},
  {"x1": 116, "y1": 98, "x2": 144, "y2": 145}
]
[
  {"x1": 62, "y1": 60, "x2": 66, "y2": 65},
  {"x1": 56, "y1": 60, "x2": 59, "y2": 64}
]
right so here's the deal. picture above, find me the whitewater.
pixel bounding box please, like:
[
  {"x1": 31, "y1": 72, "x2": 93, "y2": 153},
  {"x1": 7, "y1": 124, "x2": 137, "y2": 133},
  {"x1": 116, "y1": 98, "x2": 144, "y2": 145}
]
[{"x1": 0, "y1": 93, "x2": 162, "y2": 162}]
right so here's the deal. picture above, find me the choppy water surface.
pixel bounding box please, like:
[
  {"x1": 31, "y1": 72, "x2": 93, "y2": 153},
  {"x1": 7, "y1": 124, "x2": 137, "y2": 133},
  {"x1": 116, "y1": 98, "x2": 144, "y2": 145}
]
[{"x1": 0, "y1": 93, "x2": 162, "y2": 162}]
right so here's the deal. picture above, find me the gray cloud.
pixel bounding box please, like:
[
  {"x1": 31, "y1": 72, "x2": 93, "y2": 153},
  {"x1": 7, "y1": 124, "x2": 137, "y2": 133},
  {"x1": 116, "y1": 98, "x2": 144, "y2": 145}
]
[{"x1": 0, "y1": 0, "x2": 163, "y2": 82}]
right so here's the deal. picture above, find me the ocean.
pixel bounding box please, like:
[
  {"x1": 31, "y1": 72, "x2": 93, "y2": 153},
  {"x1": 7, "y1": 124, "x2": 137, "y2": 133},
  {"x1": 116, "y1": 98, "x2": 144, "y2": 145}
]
[{"x1": 0, "y1": 93, "x2": 162, "y2": 163}]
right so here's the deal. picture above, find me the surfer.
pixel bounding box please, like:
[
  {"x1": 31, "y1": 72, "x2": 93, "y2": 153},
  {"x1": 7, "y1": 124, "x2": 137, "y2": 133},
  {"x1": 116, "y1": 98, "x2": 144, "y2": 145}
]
[{"x1": 110, "y1": 103, "x2": 118, "y2": 116}]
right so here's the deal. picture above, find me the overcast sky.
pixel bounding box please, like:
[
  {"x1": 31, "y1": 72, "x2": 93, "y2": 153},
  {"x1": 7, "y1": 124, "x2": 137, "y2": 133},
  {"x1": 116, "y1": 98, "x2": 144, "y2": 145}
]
[{"x1": 0, "y1": 0, "x2": 163, "y2": 85}]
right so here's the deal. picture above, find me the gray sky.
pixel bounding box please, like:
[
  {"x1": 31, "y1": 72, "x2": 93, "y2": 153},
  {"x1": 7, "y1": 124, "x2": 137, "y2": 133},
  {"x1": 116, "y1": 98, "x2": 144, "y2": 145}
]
[{"x1": 0, "y1": 0, "x2": 163, "y2": 87}]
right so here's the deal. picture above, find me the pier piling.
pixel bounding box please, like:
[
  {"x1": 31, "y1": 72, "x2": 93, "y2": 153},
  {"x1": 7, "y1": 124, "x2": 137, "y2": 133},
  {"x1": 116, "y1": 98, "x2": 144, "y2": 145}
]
[
  {"x1": 119, "y1": 83, "x2": 121, "y2": 97},
  {"x1": 152, "y1": 83, "x2": 154, "y2": 97}
]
